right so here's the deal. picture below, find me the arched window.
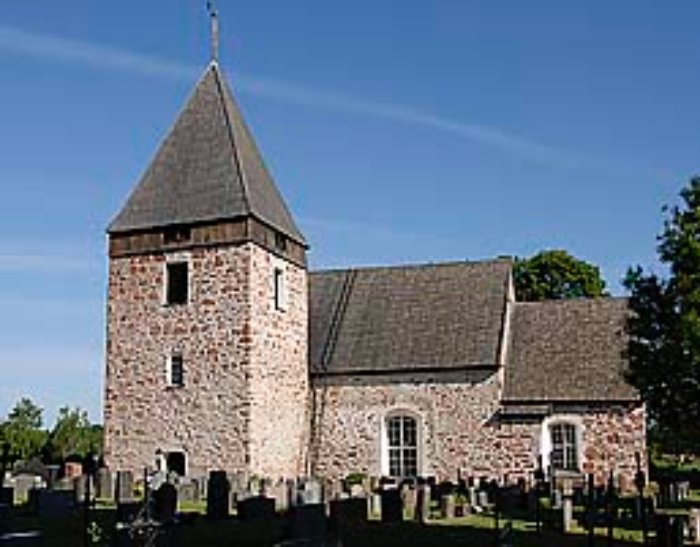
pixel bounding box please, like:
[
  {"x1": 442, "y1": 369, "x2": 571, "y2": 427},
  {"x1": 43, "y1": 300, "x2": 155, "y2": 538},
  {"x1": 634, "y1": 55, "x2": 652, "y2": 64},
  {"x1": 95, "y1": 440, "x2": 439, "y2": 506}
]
[
  {"x1": 549, "y1": 422, "x2": 578, "y2": 471},
  {"x1": 386, "y1": 415, "x2": 418, "y2": 478}
]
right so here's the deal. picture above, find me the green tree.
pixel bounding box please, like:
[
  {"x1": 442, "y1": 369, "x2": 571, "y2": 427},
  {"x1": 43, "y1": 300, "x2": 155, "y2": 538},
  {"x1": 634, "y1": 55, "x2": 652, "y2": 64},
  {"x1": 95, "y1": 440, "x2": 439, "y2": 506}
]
[
  {"x1": 44, "y1": 407, "x2": 102, "y2": 462},
  {"x1": 625, "y1": 178, "x2": 700, "y2": 447},
  {"x1": 0, "y1": 398, "x2": 47, "y2": 461},
  {"x1": 513, "y1": 249, "x2": 607, "y2": 301}
]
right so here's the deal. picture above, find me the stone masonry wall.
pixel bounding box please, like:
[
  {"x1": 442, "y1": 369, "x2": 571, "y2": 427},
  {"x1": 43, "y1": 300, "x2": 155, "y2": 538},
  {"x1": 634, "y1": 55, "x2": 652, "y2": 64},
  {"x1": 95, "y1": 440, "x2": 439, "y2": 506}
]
[
  {"x1": 248, "y1": 245, "x2": 308, "y2": 478},
  {"x1": 311, "y1": 370, "x2": 503, "y2": 480},
  {"x1": 104, "y1": 244, "x2": 254, "y2": 475},
  {"x1": 104, "y1": 241, "x2": 308, "y2": 477},
  {"x1": 312, "y1": 371, "x2": 646, "y2": 490}
]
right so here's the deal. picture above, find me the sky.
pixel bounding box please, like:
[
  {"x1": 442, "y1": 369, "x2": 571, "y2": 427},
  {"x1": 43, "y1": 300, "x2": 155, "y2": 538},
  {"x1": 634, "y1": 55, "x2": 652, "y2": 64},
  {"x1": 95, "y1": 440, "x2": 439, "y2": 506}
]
[{"x1": 0, "y1": 1, "x2": 699, "y2": 425}]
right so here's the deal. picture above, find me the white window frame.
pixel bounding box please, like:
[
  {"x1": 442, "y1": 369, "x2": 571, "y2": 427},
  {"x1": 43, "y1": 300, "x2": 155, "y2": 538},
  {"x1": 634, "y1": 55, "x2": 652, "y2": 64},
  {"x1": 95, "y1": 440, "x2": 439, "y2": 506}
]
[
  {"x1": 162, "y1": 253, "x2": 191, "y2": 306},
  {"x1": 273, "y1": 265, "x2": 287, "y2": 311},
  {"x1": 380, "y1": 410, "x2": 422, "y2": 478},
  {"x1": 539, "y1": 415, "x2": 583, "y2": 474},
  {"x1": 165, "y1": 353, "x2": 185, "y2": 388}
]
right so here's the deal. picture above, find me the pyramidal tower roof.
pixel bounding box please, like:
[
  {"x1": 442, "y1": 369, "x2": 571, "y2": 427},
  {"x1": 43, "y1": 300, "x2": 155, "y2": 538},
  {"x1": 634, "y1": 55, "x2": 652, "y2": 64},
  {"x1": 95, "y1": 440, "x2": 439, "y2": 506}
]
[{"x1": 108, "y1": 61, "x2": 305, "y2": 245}]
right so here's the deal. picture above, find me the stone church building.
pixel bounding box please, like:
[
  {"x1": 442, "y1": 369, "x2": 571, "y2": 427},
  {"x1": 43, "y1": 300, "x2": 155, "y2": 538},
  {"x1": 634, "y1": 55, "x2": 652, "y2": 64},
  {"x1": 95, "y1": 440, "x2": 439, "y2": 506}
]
[{"x1": 103, "y1": 61, "x2": 646, "y2": 487}]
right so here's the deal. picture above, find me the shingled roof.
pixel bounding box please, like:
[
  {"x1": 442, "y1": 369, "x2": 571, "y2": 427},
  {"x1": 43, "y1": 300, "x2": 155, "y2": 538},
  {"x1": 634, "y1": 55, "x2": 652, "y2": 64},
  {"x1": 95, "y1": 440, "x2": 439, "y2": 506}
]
[
  {"x1": 503, "y1": 298, "x2": 637, "y2": 402},
  {"x1": 108, "y1": 62, "x2": 305, "y2": 244},
  {"x1": 309, "y1": 259, "x2": 512, "y2": 374}
]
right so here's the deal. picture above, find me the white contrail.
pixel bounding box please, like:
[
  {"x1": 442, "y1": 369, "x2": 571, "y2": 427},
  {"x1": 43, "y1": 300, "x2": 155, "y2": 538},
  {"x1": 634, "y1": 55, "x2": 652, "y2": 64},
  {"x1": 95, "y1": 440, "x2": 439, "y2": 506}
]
[{"x1": 0, "y1": 24, "x2": 577, "y2": 167}]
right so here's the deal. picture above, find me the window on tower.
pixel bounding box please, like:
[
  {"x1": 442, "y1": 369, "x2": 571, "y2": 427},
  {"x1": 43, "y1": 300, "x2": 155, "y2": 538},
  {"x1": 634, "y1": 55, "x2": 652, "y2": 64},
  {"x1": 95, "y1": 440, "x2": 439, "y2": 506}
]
[
  {"x1": 167, "y1": 353, "x2": 184, "y2": 387},
  {"x1": 274, "y1": 267, "x2": 287, "y2": 311},
  {"x1": 166, "y1": 261, "x2": 189, "y2": 305}
]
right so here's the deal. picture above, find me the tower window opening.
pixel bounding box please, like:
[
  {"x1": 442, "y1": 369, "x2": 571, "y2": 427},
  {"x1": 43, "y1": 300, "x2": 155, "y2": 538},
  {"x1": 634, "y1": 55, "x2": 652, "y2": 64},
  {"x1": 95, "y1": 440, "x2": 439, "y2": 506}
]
[{"x1": 166, "y1": 262, "x2": 189, "y2": 305}]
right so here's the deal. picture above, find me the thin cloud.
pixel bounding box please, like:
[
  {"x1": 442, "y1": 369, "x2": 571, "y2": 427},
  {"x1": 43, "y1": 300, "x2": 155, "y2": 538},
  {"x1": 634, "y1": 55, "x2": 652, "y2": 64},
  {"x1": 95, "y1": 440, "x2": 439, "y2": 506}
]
[{"x1": 0, "y1": 24, "x2": 577, "y2": 168}]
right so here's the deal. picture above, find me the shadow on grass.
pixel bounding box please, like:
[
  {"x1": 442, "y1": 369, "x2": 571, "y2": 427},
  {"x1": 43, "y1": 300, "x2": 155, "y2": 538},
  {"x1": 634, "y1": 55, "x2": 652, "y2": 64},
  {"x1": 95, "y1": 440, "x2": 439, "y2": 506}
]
[{"x1": 4, "y1": 504, "x2": 649, "y2": 547}]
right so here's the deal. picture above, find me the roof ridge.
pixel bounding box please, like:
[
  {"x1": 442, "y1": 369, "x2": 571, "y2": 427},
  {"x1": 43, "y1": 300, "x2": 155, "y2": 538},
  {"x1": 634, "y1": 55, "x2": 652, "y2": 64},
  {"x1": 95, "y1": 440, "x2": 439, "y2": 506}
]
[
  {"x1": 514, "y1": 296, "x2": 628, "y2": 308},
  {"x1": 309, "y1": 257, "x2": 514, "y2": 275},
  {"x1": 211, "y1": 62, "x2": 251, "y2": 215}
]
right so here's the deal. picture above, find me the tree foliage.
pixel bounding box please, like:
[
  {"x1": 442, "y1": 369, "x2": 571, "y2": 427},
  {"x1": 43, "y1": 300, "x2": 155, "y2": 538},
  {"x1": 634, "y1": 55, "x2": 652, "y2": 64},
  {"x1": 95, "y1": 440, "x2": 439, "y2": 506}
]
[
  {"x1": 0, "y1": 398, "x2": 103, "y2": 464},
  {"x1": 43, "y1": 407, "x2": 103, "y2": 463},
  {"x1": 625, "y1": 177, "x2": 700, "y2": 445},
  {"x1": 0, "y1": 398, "x2": 47, "y2": 461},
  {"x1": 513, "y1": 249, "x2": 607, "y2": 302}
]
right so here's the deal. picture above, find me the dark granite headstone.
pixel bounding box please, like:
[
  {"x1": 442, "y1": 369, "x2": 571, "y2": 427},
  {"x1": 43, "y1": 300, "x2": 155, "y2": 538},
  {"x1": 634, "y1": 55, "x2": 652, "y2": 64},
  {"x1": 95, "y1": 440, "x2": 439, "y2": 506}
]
[
  {"x1": 116, "y1": 501, "x2": 141, "y2": 524},
  {"x1": 329, "y1": 497, "x2": 367, "y2": 530},
  {"x1": 238, "y1": 496, "x2": 275, "y2": 521},
  {"x1": 206, "y1": 470, "x2": 230, "y2": 520},
  {"x1": 380, "y1": 489, "x2": 402, "y2": 523},
  {"x1": 152, "y1": 482, "x2": 177, "y2": 523},
  {"x1": 36, "y1": 490, "x2": 75, "y2": 518},
  {"x1": 286, "y1": 504, "x2": 326, "y2": 541},
  {"x1": 0, "y1": 488, "x2": 13, "y2": 508}
]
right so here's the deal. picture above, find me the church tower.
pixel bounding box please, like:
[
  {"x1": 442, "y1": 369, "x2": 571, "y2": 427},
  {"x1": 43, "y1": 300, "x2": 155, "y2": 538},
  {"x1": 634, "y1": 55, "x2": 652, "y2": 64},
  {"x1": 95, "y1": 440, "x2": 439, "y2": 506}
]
[{"x1": 103, "y1": 59, "x2": 309, "y2": 478}]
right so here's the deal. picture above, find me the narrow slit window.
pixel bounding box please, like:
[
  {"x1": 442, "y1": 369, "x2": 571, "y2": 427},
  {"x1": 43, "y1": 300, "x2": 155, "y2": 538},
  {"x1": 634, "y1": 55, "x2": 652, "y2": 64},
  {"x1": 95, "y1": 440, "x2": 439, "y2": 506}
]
[
  {"x1": 166, "y1": 262, "x2": 189, "y2": 305},
  {"x1": 274, "y1": 267, "x2": 287, "y2": 311},
  {"x1": 167, "y1": 354, "x2": 184, "y2": 387}
]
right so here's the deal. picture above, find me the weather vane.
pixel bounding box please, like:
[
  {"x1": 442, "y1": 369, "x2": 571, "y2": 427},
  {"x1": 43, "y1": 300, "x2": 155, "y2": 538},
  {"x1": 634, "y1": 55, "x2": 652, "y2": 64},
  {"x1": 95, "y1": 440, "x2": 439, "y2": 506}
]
[{"x1": 207, "y1": 1, "x2": 220, "y2": 62}]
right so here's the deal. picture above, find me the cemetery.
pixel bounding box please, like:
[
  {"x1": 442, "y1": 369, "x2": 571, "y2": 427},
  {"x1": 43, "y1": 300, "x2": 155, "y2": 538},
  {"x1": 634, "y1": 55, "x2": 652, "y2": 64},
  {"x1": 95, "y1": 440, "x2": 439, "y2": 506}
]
[{"x1": 3, "y1": 444, "x2": 700, "y2": 546}]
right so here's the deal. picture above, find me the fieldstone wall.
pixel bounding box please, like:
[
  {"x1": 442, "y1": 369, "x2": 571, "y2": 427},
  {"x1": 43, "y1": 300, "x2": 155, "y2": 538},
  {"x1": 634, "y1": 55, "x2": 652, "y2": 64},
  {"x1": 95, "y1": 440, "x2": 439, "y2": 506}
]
[
  {"x1": 310, "y1": 370, "x2": 503, "y2": 480},
  {"x1": 311, "y1": 371, "x2": 646, "y2": 490},
  {"x1": 248, "y1": 245, "x2": 308, "y2": 478},
  {"x1": 104, "y1": 240, "x2": 308, "y2": 477}
]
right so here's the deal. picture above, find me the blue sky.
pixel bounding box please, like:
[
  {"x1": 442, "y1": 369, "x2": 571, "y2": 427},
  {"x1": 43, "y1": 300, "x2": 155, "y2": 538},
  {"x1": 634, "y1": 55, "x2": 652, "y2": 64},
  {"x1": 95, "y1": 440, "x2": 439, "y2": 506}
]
[{"x1": 0, "y1": 1, "x2": 698, "y2": 425}]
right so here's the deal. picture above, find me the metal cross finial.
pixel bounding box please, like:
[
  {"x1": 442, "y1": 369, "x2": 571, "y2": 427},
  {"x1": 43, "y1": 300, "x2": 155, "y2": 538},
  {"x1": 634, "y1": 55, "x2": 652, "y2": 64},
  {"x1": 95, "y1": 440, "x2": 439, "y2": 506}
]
[{"x1": 207, "y1": 1, "x2": 220, "y2": 62}]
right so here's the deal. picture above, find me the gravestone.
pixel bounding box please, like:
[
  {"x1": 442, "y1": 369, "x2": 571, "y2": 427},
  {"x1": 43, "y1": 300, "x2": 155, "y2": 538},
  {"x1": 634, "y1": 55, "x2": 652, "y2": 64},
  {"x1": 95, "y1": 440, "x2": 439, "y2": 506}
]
[
  {"x1": 270, "y1": 481, "x2": 288, "y2": 512},
  {"x1": 152, "y1": 482, "x2": 177, "y2": 523},
  {"x1": 380, "y1": 488, "x2": 402, "y2": 523},
  {"x1": 0, "y1": 488, "x2": 13, "y2": 508},
  {"x1": 36, "y1": 490, "x2": 75, "y2": 518},
  {"x1": 13, "y1": 475, "x2": 38, "y2": 504},
  {"x1": 286, "y1": 504, "x2": 326, "y2": 542},
  {"x1": 44, "y1": 466, "x2": 60, "y2": 490},
  {"x1": 206, "y1": 470, "x2": 230, "y2": 520},
  {"x1": 416, "y1": 484, "x2": 431, "y2": 523},
  {"x1": 237, "y1": 496, "x2": 275, "y2": 521},
  {"x1": 562, "y1": 496, "x2": 573, "y2": 532},
  {"x1": 441, "y1": 494, "x2": 456, "y2": 519},
  {"x1": 115, "y1": 470, "x2": 134, "y2": 503},
  {"x1": 401, "y1": 485, "x2": 417, "y2": 519},
  {"x1": 369, "y1": 492, "x2": 381, "y2": 517},
  {"x1": 468, "y1": 486, "x2": 478, "y2": 509},
  {"x1": 655, "y1": 514, "x2": 684, "y2": 547},
  {"x1": 477, "y1": 490, "x2": 489, "y2": 508},
  {"x1": 299, "y1": 478, "x2": 323, "y2": 505},
  {"x1": 689, "y1": 509, "x2": 700, "y2": 545},
  {"x1": 551, "y1": 489, "x2": 563, "y2": 510},
  {"x1": 95, "y1": 468, "x2": 113, "y2": 500},
  {"x1": 195, "y1": 475, "x2": 208, "y2": 502},
  {"x1": 177, "y1": 480, "x2": 199, "y2": 505},
  {"x1": 329, "y1": 498, "x2": 367, "y2": 530},
  {"x1": 116, "y1": 501, "x2": 141, "y2": 524},
  {"x1": 73, "y1": 475, "x2": 88, "y2": 504}
]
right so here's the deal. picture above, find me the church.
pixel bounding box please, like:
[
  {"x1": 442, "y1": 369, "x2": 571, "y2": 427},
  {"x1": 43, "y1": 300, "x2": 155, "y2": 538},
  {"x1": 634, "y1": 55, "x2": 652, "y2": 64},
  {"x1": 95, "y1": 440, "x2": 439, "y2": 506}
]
[{"x1": 102, "y1": 57, "x2": 646, "y2": 488}]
